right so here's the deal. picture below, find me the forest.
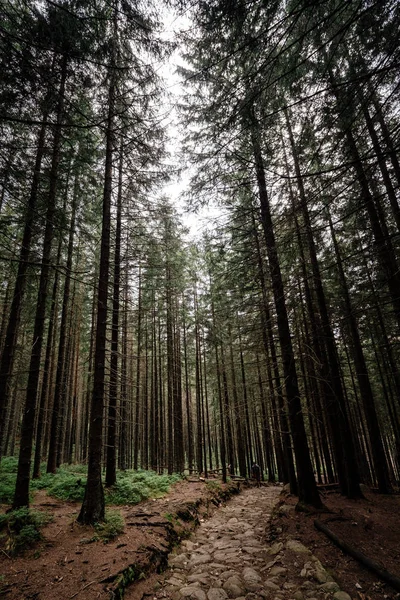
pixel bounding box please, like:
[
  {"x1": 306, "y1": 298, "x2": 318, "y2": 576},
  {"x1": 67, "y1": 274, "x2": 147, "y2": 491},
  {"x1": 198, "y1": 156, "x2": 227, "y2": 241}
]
[{"x1": 0, "y1": 0, "x2": 400, "y2": 543}]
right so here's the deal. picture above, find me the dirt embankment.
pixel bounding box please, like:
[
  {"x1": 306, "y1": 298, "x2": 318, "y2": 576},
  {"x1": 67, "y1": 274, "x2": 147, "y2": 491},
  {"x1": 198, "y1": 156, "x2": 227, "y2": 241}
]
[{"x1": 0, "y1": 479, "x2": 241, "y2": 600}]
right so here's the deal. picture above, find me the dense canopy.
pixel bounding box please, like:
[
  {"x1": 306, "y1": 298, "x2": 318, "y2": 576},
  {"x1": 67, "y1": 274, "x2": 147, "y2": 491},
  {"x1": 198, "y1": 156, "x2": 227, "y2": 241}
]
[{"x1": 0, "y1": 0, "x2": 399, "y2": 521}]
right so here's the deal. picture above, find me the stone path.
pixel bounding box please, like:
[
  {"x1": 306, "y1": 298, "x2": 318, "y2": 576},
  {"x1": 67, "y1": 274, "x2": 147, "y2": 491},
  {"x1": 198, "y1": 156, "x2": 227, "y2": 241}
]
[{"x1": 148, "y1": 486, "x2": 352, "y2": 600}]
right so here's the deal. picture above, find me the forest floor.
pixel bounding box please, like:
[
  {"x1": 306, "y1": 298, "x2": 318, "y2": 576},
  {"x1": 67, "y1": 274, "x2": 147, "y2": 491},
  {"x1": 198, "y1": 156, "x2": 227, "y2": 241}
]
[{"x1": 1, "y1": 480, "x2": 400, "y2": 600}]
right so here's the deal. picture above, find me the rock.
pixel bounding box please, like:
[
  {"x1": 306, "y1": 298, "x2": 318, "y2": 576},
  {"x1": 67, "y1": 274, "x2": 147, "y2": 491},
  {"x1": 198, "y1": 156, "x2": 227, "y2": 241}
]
[
  {"x1": 269, "y1": 567, "x2": 287, "y2": 578},
  {"x1": 187, "y1": 575, "x2": 210, "y2": 585},
  {"x1": 242, "y1": 547, "x2": 262, "y2": 555},
  {"x1": 333, "y1": 593, "x2": 352, "y2": 600},
  {"x1": 268, "y1": 542, "x2": 284, "y2": 556},
  {"x1": 182, "y1": 541, "x2": 197, "y2": 551},
  {"x1": 169, "y1": 554, "x2": 189, "y2": 568},
  {"x1": 313, "y1": 560, "x2": 333, "y2": 584},
  {"x1": 223, "y1": 576, "x2": 245, "y2": 598},
  {"x1": 242, "y1": 568, "x2": 261, "y2": 583},
  {"x1": 293, "y1": 592, "x2": 304, "y2": 600},
  {"x1": 220, "y1": 571, "x2": 240, "y2": 581},
  {"x1": 214, "y1": 551, "x2": 237, "y2": 562},
  {"x1": 286, "y1": 540, "x2": 311, "y2": 555},
  {"x1": 214, "y1": 540, "x2": 241, "y2": 550},
  {"x1": 180, "y1": 587, "x2": 207, "y2": 600},
  {"x1": 319, "y1": 582, "x2": 340, "y2": 593},
  {"x1": 264, "y1": 581, "x2": 280, "y2": 591},
  {"x1": 191, "y1": 553, "x2": 212, "y2": 566},
  {"x1": 245, "y1": 582, "x2": 261, "y2": 593},
  {"x1": 278, "y1": 504, "x2": 295, "y2": 515},
  {"x1": 167, "y1": 577, "x2": 187, "y2": 587},
  {"x1": 208, "y1": 589, "x2": 229, "y2": 600},
  {"x1": 300, "y1": 582, "x2": 315, "y2": 590}
]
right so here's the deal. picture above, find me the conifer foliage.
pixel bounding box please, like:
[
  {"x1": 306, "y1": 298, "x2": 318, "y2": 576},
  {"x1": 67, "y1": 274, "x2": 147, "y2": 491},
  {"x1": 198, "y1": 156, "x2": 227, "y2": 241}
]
[{"x1": 0, "y1": 0, "x2": 399, "y2": 519}]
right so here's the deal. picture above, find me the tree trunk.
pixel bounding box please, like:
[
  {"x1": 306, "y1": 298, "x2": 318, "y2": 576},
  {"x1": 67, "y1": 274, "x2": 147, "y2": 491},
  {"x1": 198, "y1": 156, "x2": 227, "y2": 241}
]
[
  {"x1": 105, "y1": 142, "x2": 123, "y2": 487},
  {"x1": 13, "y1": 55, "x2": 68, "y2": 509},
  {"x1": 250, "y1": 110, "x2": 321, "y2": 508}
]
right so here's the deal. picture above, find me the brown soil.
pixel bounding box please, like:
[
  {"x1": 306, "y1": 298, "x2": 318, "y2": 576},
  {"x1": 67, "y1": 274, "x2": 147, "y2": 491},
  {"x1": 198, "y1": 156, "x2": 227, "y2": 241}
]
[
  {"x1": 1, "y1": 482, "x2": 400, "y2": 600},
  {"x1": 271, "y1": 485, "x2": 400, "y2": 600},
  {"x1": 0, "y1": 479, "x2": 235, "y2": 600}
]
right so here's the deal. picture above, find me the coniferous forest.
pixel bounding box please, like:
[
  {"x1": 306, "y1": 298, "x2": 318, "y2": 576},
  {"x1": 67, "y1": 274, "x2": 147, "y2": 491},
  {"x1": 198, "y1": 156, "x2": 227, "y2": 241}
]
[{"x1": 1, "y1": 0, "x2": 400, "y2": 531}]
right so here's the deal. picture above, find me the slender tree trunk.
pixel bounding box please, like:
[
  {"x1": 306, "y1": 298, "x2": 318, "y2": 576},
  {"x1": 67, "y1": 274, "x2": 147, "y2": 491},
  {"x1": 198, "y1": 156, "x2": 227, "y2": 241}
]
[
  {"x1": 13, "y1": 55, "x2": 68, "y2": 509},
  {"x1": 47, "y1": 164, "x2": 78, "y2": 473},
  {"x1": 0, "y1": 110, "x2": 49, "y2": 458},
  {"x1": 285, "y1": 111, "x2": 362, "y2": 499},
  {"x1": 78, "y1": 22, "x2": 117, "y2": 520},
  {"x1": 105, "y1": 142, "x2": 123, "y2": 487},
  {"x1": 327, "y1": 208, "x2": 392, "y2": 492},
  {"x1": 250, "y1": 111, "x2": 321, "y2": 507}
]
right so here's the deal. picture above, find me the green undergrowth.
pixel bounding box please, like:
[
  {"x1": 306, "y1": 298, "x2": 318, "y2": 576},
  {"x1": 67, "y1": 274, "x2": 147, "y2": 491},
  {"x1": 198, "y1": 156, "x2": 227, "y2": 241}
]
[
  {"x1": 94, "y1": 510, "x2": 125, "y2": 542},
  {"x1": 106, "y1": 470, "x2": 182, "y2": 505},
  {"x1": 0, "y1": 507, "x2": 52, "y2": 556},
  {"x1": 0, "y1": 458, "x2": 182, "y2": 506}
]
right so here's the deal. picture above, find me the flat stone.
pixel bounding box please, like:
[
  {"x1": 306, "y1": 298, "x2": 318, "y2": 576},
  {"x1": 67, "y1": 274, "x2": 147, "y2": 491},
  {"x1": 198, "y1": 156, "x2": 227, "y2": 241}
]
[
  {"x1": 242, "y1": 568, "x2": 261, "y2": 583},
  {"x1": 223, "y1": 577, "x2": 245, "y2": 598},
  {"x1": 300, "y1": 582, "x2": 315, "y2": 590},
  {"x1": 242, "y1": 547, "x2": 262, "y2": 555},
  {"x1": 214, "y1": 540, "x2": 241, "y2": 550},
  {"x1": 286, "y1": 540, "x2": 311, "y2": 555},
  {"x1": 333, "y1": 593, "x2": 352, "y2": 600},
  {"x1": 313, "y1": 560, "x2": 333, "y2": 584},
  {"x1": 187, "y1": 575, "x2": 210, "y2": 585},
  {"x1": 244, "y1": 582, "x2": 261, "y2": 593},
  {"x1": 319, "y1": 582, "x2": 340, "y2": 593},
  {"x1": 180, "y1": 588, "x2": 207, "y2": 600},
  {"x1": 182, "y1": 541, "x2": 197, "y2": 551},
  {"x1": 264, "y1": 581, "x2": 280, "y2": 591},
  {"x1": 220, "y1": 571, "x2": 240, "y2": 581},
  {"x1": 242, "y1": 538, "x2": 262, "y2": 547},
  {"x1": 191, "y1": 553, "x2": 212, "y2": 566},
  {"x1": 269, "y1": 567, "x2": 287, "y2": 577},
  {"x1": 224, "y1": 557, "x2": 242, "y2": 564},
  {"x1": 169, "y1": 554, "x2": 189, "y2": 568},
  {"x1": 167, "y1": 577, "x2": 187, "y2": 587},
  {"x1": 208, "y1": 589, "x2": 229, "y2": 600},
  {"x1": 268, "y1": 543, "x2": 283, "y2": 556}
]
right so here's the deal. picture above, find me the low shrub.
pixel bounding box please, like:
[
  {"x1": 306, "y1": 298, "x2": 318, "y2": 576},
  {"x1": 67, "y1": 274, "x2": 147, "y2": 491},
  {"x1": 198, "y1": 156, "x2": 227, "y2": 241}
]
[
  {"x1": 105, "y1": 470, "x2": 182, "y2": 505},
  {"x1": 0, "y1": 508, "x2": 51, "y2": 555},
  {"x1": 46, "y1": 471, "x2": 87, "y2": 502},
  {"x1": 94, "y1": 510, "x2": 124, "y2": 542}
]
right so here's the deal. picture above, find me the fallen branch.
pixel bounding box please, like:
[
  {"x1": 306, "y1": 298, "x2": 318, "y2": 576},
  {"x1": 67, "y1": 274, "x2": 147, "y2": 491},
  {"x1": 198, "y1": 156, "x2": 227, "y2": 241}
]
[{"x1": 314, "y1": 519, "x2": 400, "y2": 592}]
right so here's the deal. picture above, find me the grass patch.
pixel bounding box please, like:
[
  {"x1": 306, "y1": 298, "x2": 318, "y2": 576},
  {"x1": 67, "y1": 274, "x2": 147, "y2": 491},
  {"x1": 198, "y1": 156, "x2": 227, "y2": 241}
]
[
  {"x1": 0, "y1": 507, "x2": 52, "y2": 556},
  {"x1": 206, "y1": 480, "x2": 222, "y2": 493},
  {"x1": 0, "y1": 458, "x2": 182, "y2": 506},
  {"x1": 105, "y1": 470, "x2": 182, "y2": 505},
  {"x1": 94, "y1": 510, "x2": 124, "y2": 542}
]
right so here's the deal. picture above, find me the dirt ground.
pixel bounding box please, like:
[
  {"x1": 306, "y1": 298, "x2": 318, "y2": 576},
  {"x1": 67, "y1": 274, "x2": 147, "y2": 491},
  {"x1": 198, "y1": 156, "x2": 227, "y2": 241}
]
[
  {"x1": 1, "y1": 481, "x2": 400, "y2": 600},
  {"x1": 271, "y1": 485, "x2": 400, "y2": 600}
]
